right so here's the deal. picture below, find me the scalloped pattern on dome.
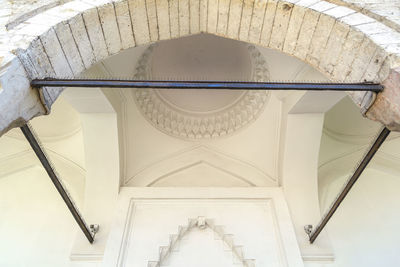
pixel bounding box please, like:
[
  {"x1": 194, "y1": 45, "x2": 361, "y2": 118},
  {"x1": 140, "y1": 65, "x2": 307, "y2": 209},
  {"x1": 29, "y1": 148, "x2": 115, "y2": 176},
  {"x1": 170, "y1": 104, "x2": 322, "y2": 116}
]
[{"x1": 133, "y1": 44, "x2": 270, "y2": 139}]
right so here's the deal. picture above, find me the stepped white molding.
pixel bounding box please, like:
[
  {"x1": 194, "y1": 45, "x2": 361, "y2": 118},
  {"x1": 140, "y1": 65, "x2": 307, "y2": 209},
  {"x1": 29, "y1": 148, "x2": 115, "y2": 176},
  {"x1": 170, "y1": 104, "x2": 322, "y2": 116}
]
[
  {"x1": 148, "y1": 216, "x2": 255, "y2": 267},
  {"x1": 132, "y1": 44, "x2": 270, "y2": 139}
]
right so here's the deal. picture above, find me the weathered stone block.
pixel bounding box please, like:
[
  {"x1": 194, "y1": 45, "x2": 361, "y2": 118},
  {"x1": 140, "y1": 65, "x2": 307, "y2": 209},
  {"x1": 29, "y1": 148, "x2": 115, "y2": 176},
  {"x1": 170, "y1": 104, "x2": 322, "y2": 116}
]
[
  {"x1": 366, "y1": 67, "x2": 400, "y2": 131},
  {"x1": 16, "y1": 49, "x2": 39, "y2": 79},
  {"x1": 25, "y1": 38, "x2": 55, "y2": 78},
  {"x1": 146, "y1": 0, "x2": 159, "y2": 41},
  {"x1": 294, "y1": 9, "x2": 320, "y2": 60},
  {"x1": 70, "y1": 14, "x2": 97, "y2": 67},
  {"x1": 98, "y1": 3, "x2": 122, "y2": 55},
  {"x1": 82, "y1": 8, "x2": 109, "y2": 62},
  {"x1": 129, "y1": 0, "x2": 151, "y2": 44},
  {"x1": 260, "y1": 0, "x2": 277, "y2": 47},
  {"x1": 0, "y1": 58, "x2": 46, "y2": 137},
  {"x1": 355, "y1": 22, "x2": 392, "y2": 35},
  {"x1": 156, "y1": 0, "x2": 171, "y2": 40},
  {"x1": 169, "y1": 0, "x2": 180, "y2": 38},
  {"x1": 114, "y1": 1, "x2": 136, "y2": 49},
  {"x1": 369, "y1": 32, "x2": 400, "y2": 46},
  {"x1": 226, "y1": 0, "x2": 243, "y2": 39},
  {"x1": 306, "y1": 14, "x2": 335, "y2": 67},
  {"x1": 179, "y1": 0, "x2": 190, "y2": 36},
  {"x1": 309, "y1": 1, "x2": 336, "y2": 12},
  {"x1": 340, "y1": 12, "x2": 374, "y2": 26},
  {"x1": 207, "y1": 0, "x2": 219, "y2": 34},
  {"x1": 283, "y1": 5, "x2": 306, "y2": 55},
  {"x1": 319, "y1": 22, "x2": 349, "y2": 75},
  {"x1": 54, "y1": 21, "x2": 85, "y2": 75},
  {"x1": 362, "y1": 47, "x2": 387, "y2": 82},
  {"x1": 345, "y1": 39, "x2": 376, "y2": 82},
  {"x1": 217, "y1": 0, "x2": 230, "y2": 36},
  {"x1": 190, "y1": 0, "x2": 200, "y2": 34},
  {"x1": 331, "y1": 29, "x2": 364, "y2": 81},
  {"x1": 248, "y1": 0, "x2": 268, "y2": 44},
  {"x1": 199, "y1": 0, "x2": 208, "y2": 32},
  {"x1": 40, "y1": 28, "x2": 73, "y2": 77},
  {"x1": 295, "y1": 0, "x2": 319, "y2": 8},
  {"x1": 269, "y1": 1, "x2": 293, "y2": 50},
  {"x1": 238, "y1": 0, "x2": 255, "y2": 41},
  {"x1": 324, "y1": 6, "x2": 355, "y2": 19}
]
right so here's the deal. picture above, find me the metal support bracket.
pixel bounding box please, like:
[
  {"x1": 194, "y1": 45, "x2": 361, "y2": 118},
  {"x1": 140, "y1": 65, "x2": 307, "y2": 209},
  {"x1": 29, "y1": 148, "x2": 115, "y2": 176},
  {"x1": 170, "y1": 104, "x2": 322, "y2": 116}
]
[
  {"x1": 30, "y1": 78, "x2": 384, "y2": 92},
  {"x1": 20, "y1": 123, "x2": 96, "y2": 244},
  {"x1": 308, "y1": 127, "x2": 391, "y2": 244},
  {"x1": 304, "y1": 225, "x2": 313, "y2": 238}
]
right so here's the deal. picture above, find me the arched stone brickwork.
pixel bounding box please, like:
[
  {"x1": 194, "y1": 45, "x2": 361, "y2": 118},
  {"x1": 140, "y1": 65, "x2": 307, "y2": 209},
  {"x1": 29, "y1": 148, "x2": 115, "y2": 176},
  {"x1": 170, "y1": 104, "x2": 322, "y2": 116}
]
[{"x1": 1, "y1": 0, "x2": 400, "y2": 135}]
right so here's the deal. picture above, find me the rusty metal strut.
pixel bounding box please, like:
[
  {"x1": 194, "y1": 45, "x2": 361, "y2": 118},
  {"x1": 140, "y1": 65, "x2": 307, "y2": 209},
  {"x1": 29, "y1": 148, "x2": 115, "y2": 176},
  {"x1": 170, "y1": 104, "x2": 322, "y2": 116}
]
[
  {"x1": 20, "y1": 124, "x2": 96, "y2": 244},
  {"x1": 307, "y1": 127, "x2": 391, "y2": 243}
]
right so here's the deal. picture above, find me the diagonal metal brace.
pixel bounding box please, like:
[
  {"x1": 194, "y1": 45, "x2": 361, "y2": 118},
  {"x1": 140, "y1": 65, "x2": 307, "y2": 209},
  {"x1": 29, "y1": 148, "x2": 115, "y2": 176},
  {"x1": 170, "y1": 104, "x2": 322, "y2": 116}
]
[
  {"x1": 20, "y1": 123, "x2": 96, "y2": 244},
  {"x1": 307, "y1": 127, "x2": 391, "y2": 244}
]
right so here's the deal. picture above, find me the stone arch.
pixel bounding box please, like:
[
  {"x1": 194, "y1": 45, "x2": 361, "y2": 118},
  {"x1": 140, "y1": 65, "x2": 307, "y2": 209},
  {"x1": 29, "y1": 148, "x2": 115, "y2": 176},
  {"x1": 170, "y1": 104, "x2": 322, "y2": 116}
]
[{"x1": 1, "y1": 0, "x2": 400, "y2": 135}]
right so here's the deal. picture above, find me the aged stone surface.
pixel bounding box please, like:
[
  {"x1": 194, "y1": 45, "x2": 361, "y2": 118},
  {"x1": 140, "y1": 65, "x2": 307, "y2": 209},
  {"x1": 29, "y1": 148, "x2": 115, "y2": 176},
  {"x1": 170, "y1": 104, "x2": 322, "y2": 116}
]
[
  {"x1": 207, "y1": 0, "x2": 218, "y2": 34},
  {"x1": 82, "y1": 8, "x2": 108, "y2": 63},
  {"x1": 319, "y1": 21, "x2": 349, "y2": 75},
  {"x1": 259, "y1": 0, "x2": 277, "y2": 47},
  {"x1": 70, "y1": 13, "x2": 97, "y2": 67},
  {"x1": 238, "y1": 0, "x2": 254, "y2": 41},
  {"x1": 169, "y1": 0, "x2": 180, "y2": 38},
  {"x1": 129, "y1": 0, "x2": 151, "y2": 44},
  {"x1": 270, "y1": 2, "x2": 293, "y2": 50},
  {"x1": 0, "y1": 58, "x2": 46, "y2": 136},
  {"x1": 283, "y1": 5, "x2": 306, "y2": 54},
  {"x1": 1, "y1": 0, "x2": 400, "y2": 136},
  {"x1": 54, "y1": 21, "x2": 85, "y2": 75},
  {"x1": 98, "y1": 3, "x2": 122, "y2": 55},
  {"x1": 179, "y1": 0, "x2": 190, "y2": 36},
  {"x1": 40, "y1": 27, "x2": 73, "y2": 77},
  {"x1": 365, "y1": 67, "x2": 400, "y2": 131},
  {"x1": 226, "y1": 0, "x2": 243, "y2": 39},
  {"x1": 189, "y1": 0, "x2": 200, "y2": 34},
  {"x1": 199, "y1": 0, "x2": 208, "y2": 32},
  {"x1": 114, "y1": 1, "x2": 135, "y2": 49},
  {"x1": 146, "y1": 0, "x2": 159, "y2": 41},
  {"x1": 331, "y1": 28, "x2": 364, "y2": 81},
  {"x1": 248, "y1": 0, "x2": 268, "y2": 43},
  {"x1": 156, "y1": 0, "x2": 170, "y2": 40},
  {"x1": 217, "y1": 0, "x2": 230, "y2": 35}
]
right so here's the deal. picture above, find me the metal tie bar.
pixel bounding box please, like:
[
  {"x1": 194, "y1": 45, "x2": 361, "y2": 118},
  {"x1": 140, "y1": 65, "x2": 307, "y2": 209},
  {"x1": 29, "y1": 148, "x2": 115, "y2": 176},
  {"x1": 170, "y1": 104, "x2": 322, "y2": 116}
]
[
  {"x1": 307, "y1": 127, "x2": 391, "y2": 243},
  {"x1": 30, "y1": 79, "x2": 384, "y2": 92},
  {"x1": 20, "y1": 124, "x2": 96, "y2": 244}
]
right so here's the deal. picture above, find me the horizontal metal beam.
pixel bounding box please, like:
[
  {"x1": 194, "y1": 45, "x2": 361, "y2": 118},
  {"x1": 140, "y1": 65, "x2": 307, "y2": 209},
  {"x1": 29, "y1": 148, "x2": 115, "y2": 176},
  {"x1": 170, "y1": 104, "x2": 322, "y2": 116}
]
[
  {"x1": 31, "y1": 79, "x2": 384, "y2": 92},
  {"x1": 20, "y1": 124, "x2": 95, "y2": 244},
  {"x1": 308, "y1": 127, "x2": 391, "y2": 244}
]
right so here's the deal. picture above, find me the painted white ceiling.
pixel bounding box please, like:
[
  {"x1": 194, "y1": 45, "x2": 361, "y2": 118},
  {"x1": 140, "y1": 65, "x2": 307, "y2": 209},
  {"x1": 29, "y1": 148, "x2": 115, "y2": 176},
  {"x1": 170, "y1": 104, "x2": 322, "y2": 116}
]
[
  {"x1": 84, "y1": 34, "x2": 329, "y2": 187},
  {"x1": 3, "y1": 33, "x2": 397, "y2": 194}
]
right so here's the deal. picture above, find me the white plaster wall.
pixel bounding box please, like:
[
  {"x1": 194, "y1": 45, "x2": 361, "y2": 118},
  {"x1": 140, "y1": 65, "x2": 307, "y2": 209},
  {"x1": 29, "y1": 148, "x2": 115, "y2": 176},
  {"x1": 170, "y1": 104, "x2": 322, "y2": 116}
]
[
  {"x1": 0, "y1": 166, "x2": 97, "y2": 267},
  {"x1": 103, "y1": 187, "x2": 304, "y2": 267},
  {"x1": 318, "y1": 167, "x2": 400, "y2": 267}
]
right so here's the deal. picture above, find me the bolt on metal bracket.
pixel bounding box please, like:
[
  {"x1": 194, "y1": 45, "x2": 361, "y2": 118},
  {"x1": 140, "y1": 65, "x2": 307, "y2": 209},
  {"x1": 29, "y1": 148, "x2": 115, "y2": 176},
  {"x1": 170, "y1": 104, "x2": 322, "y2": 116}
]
[
  {"x1": 304, "y1": 225, "x2": 313, "y2": 238},
  {"x1": 90, "y1": 224, "x2": 100, "y2": 238}
]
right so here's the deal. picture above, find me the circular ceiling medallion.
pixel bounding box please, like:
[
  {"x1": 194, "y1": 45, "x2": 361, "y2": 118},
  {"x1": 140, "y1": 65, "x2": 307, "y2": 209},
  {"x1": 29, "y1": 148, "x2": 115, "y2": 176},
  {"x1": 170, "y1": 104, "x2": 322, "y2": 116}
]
[{"x1": 133, "y1": 35, "x2": 270, "y2": 139}]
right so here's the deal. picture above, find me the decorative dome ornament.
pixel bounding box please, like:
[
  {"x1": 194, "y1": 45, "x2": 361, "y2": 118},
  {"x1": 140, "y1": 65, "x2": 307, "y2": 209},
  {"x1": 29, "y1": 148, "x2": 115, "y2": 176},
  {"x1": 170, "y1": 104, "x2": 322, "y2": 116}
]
[{"x1": 133, "y1": 39, "x2": 270, "y2": 140}]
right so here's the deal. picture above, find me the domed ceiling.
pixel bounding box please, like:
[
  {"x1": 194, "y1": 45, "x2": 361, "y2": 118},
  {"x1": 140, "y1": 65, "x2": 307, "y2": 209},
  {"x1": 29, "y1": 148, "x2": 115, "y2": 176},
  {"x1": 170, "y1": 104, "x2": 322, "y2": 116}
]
[{"x1": 132, "y1": 34, "x2": 270, "y2": 139}]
